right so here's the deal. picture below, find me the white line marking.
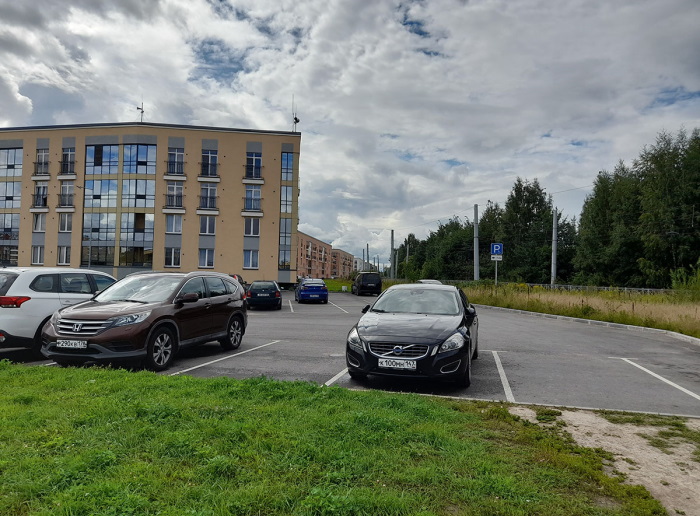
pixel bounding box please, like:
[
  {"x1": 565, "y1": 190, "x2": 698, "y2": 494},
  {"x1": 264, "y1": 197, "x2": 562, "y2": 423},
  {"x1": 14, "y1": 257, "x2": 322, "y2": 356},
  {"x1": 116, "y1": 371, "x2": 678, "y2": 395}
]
[
  {"x1": 617, "y1": 358, "x2": 700, "y2": 401},
  {"x1": 492, "y1": 350, "x2": 515, "y2": 402},
  {"x1": 288, "y1": 300, "x2": 294, "y2": 313},
  {"x1": 329, "y1": 302, "x2": 348, "y2": 313},
  {"x1": 325, "y1": 368, "x2": 348, "y2": 386},
  {"x1": 169, "y1": 340, "x2": 282, "y2": 376}
]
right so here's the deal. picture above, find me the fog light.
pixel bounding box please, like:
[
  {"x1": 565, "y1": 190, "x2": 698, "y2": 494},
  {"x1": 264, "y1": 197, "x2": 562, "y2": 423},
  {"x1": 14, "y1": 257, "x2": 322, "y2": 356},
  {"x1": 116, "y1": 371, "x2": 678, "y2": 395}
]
[
  {"x1": 440, "y1": 360, "x2": 461, "y2": 374},
  {"x1": 347, "y1": 355, "x2": 360, "y2": 368}
]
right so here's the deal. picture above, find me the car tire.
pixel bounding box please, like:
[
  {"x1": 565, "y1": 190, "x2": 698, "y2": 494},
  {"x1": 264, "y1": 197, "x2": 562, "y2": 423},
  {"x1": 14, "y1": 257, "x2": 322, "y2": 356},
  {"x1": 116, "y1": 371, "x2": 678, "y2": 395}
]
[
  {"x1": 146, "y1": 326, "x2": 176, "y2": 371},
  {"x1": 220, "y1": 316, "x2": 243, "y2": 351},
  {"x1": 276, "y1": 303, "x2": 282, "y2": 310},
  {"x1": 323, "y1": 299, "x2": 328, "y2": 304},
  {"x1": 31, "y1": 320, "x2": 49, "y2": 360},
  {"x1": 348, "y1": 370, "x2": 367, "y2": 380}
]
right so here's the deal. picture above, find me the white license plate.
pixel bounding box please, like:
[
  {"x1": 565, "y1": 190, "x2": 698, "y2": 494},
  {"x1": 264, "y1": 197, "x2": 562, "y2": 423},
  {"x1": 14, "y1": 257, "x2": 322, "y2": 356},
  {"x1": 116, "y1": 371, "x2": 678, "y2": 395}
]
[
  {"x1": 309, "y1": 294, "x2": 319, "y2": 298},
  {"x1": 378, "y1": 358, "x2": 416, "y2": 370},
  {"x1": 56, "y1": 339, "x2": 88, "y2": 349},
  {"x1": 257, "y1": 294, "x2": 269, "y2": 297}
]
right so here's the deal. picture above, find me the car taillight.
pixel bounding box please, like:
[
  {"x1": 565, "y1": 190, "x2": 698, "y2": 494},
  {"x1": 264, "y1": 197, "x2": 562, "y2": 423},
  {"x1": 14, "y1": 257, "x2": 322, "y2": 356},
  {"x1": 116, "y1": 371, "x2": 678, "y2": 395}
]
[
  {"x1": 0, "y1": 296, "x2": 31, "y2": 308},
  {"x1": 275, "y1": 291, "x2": 281, "y2": 298}
]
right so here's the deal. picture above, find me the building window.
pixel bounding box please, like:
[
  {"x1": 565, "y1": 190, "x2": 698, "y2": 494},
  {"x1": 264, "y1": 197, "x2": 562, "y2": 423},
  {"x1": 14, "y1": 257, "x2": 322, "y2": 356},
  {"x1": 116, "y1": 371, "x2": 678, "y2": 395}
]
[
  {"x1": 35, "y1": 148, "x2": 49, "y2": 175},
  {"x1": 200, "y1": 183, "x2": 217, "y2": 209},
  {"x1": 165, "y1": 181, "x2": 184, "y2": 208},
  {"x1": 243, "y1": 250, "x2": 259, "y2": 269},
  {"x1": 57, "y1": 246, "x2": 71, "y2": 265},
  {"x1": 246, "y1": 152, "x2": 262, "y2": 178},
  {"x1": 59, "y1": 181, "x2": 74, "y2": 207},
  {"x1": 59, "y1": 213, "x2": 72, "y2": 232},
  {"x1": 123, "y1": 144, "x2": 157, "y2": 174},
  {"x1": 167, "y1": 147, "x2": 184, "y2": 175},
  {"x1": 120, "y1": 213, "x2": 154, "y2": 242},
  {"x1": 0, "y1": 181, "x2": 21, "y2": 208},
  {"x1": 1, "y1": 214, "x2": 19, "y2": 240},
  {"x1": 244, "y1": 218, "x2": 260, "y2": 237},
  {"x1": 166, "y1": 214, "x2": 182, "y2": 233},
  {"x1": 199, "y1": 248, "x2": 215, "y2": 268},
  {"x1": 33, "y1": 213, "x2": 46, "y2": 232},
  {"x1": 31, "y1": 246, "x2": 44, "y2": 265},
  {"x1": 83, "y1": 213, "x2": 117, "y2": 241},
  {"x1": 281, "y1": 185, "x2": 293, "y2": 213},
  {"x1": 82, "y1": 246, "x2": 115, "y2": 267},
  {"x1": 32, "y1": 181, "x2": 48, "y2": 208},
  {"x1": 201, "y1": 150, "x2": 218, "y2": 177},
  {"x1": 245, "y1": 184, "x2": 261, "y2": 211},
  {"x1": 200, "y1": 215, "x2": 216, "y2": 235},
  {"x1": 281, "y1": 152, "x2": 293, "y2": 181},
  {"x1": 119, "y1": 247, "x2": 153, "y2": 267},
  {"x1": 0, "y1": 245, "x2": 18, "y2": 266},
  {"x1": 0, "y1": 148, "x2": 22, "y2": 177},
  {"x1": 85, "y1": 145, "x2": 119, "y2": 174},
  {"x1": 165, "y1": 247, "x2": 181, "y2": 267},
  {"x1": 122, "y1": 179, "x2": 155, "y2": 208},
  {"x1": 85, "y1": 180, "x2": 118, "y2": 208},
  {"x1": 60, "y1": 147, "x2": 75, "y2": 174}
]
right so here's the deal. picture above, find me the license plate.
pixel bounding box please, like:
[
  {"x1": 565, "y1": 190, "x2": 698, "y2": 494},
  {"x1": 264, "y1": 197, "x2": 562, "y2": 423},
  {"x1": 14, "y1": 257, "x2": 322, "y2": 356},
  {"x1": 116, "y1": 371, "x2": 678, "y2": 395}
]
[
  {"x1": 257, "y1": 294, "x2": 269, "y2": 297},
  {"x1": 378, "y1": 358, "x2": 416, "y2": 370},
  {"x1": 309, "y1": 294, "x2": 319, "y2": 298},
  {"x1": 367, "y1": 284, "x2": 375, "y2": 287},
  {"x1": 56, "y1": 339, "x2": 88, "y2": 349}
]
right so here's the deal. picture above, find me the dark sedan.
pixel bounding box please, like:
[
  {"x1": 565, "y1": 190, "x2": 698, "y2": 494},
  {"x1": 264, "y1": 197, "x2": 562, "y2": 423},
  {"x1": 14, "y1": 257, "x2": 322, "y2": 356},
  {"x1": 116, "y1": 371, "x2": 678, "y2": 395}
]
[
  {"x1": 346, "y1": 284, "x2": 478, "y2": 387},
  {"x1": 246, "y1": 281, "x2": 282, "y2": 310}
]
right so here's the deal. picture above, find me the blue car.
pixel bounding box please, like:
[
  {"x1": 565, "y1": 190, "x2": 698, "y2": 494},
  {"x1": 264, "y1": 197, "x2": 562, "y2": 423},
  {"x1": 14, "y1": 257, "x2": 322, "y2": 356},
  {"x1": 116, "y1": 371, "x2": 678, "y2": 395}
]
[{"x1": 295, "y1": 278, "x2": 328, "y2": 304}]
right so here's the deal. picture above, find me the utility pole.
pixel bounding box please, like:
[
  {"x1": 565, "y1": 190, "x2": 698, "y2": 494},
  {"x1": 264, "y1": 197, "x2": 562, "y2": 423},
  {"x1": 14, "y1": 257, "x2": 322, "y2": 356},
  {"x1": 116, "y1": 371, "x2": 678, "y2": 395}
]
[
  {"x1": 550, "y1": 208, "x2": 558, "y2": 285},
  {"x1": 473, "y1": 204, "x2": 480, "y2": 281},
  {"x1": 366, "y1": 244, "x2": 369, "y2": 272},
  {"x1": 390, "y1": 230, "x2": 395, "y2": 279}
]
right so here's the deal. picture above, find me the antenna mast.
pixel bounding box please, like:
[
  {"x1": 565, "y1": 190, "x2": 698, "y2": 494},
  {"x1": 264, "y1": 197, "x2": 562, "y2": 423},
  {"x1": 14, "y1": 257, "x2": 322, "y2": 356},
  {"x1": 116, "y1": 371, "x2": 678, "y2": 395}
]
[
  {"x1": 137, "y1": 102, "x2": 144, "y2": 123},
  {"x1": 292, "y1": 95, "x2": 299, "y2": 132}
]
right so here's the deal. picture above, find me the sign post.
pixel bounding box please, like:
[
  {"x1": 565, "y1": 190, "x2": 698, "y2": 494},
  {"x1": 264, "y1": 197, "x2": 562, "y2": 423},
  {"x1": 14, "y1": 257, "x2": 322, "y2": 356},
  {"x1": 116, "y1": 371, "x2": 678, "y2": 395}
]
[{"x1": 490, "y1": 243, "x2": 503, "y2": 286}]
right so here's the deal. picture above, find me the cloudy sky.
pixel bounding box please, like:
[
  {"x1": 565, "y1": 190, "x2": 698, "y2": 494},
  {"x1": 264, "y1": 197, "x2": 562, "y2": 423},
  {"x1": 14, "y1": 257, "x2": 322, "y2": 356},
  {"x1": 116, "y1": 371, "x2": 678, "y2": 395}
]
[{"x1": 1, "y1": 0, "x2": 699, "y2": 264}]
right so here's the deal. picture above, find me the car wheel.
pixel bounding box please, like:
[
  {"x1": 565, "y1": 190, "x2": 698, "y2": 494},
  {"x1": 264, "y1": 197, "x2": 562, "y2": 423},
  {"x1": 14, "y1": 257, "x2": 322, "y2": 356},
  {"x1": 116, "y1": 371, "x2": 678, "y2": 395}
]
[
  {"x1": 220, "y1": 316, "x2": 243, "y2": 351},
  {"x1": 276, "y1": 303, "x2": 282, "y2": 310},
  {"x1": 456, "y1": 347, "x2": 472, "y2": 388},
  {"x1": 348, "y1": 370, "x2": 367, "y2": 380},
  {"x1": 323, "y1": 299, "x2": 328, "y2": 304},
  {"x1": 31, "y1": 320, "x2": 49, "y2": 360},
  {"x1": 146, "y1": 327, "x2": 176, "y2": 371}
]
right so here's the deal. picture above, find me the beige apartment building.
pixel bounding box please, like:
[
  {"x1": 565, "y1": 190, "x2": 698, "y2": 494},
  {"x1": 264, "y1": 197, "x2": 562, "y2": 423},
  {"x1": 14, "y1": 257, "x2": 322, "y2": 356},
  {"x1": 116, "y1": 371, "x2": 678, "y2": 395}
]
[
  {"x1": 331, "y1": 248, "x2": 354, "y2": 278},
  {"x1": 0, "y1": 122, "x2": 300, "y2": 282},
  {"x1": 296, "y1": 232, "x2": 332, "y2": 279}
]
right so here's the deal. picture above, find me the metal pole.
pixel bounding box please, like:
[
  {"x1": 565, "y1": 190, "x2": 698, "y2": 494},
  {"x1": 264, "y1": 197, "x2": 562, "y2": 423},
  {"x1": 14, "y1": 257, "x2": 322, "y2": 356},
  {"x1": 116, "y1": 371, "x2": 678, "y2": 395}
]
[
  {"x1": 390, "y1": 230, "x2": 395, "y2": 279},
  {"x1": 550, "y1": 208, "x2": 558, "y2": 285},
  {"x1": 495, "y1": 259, "x2": 498, "y2": 286},
  {"x1": 473, "y1": 204, "x2": 480, "y2": 281}
]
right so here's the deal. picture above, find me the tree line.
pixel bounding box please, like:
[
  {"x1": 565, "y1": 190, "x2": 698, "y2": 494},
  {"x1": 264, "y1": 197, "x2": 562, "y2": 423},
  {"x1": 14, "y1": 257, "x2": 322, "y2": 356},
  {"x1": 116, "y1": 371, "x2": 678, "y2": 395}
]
[{"x1": 393, "y1": 128, "x2": 700, "y2": 289}]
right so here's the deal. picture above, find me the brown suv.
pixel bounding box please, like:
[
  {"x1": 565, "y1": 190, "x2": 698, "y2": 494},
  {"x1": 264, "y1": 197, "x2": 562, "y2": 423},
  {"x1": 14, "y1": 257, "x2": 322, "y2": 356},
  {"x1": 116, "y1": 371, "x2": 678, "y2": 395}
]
[{"x1": 41, "y1": 271, "x2": 247, "y2": 370}]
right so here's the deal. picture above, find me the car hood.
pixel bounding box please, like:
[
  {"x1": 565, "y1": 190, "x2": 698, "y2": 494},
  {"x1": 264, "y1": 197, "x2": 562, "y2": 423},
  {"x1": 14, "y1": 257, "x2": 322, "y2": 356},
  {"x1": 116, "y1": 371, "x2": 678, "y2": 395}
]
[
  {"x1": 59, "y1": 300, "x2": 160, "y2": 319},
  {"x1": 356, "y1": 312, "x2": 461, "y2": 344}
]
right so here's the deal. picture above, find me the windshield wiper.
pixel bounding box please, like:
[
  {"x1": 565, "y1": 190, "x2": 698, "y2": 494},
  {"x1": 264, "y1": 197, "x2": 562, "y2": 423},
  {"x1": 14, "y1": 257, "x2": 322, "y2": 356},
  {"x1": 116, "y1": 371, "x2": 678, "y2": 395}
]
[
  {"x1": 372, "y1": 308, "x2": 387, "y2": 313},
  {"x1": 109, "y1": 298, "x2": 148, "y2": 304}
]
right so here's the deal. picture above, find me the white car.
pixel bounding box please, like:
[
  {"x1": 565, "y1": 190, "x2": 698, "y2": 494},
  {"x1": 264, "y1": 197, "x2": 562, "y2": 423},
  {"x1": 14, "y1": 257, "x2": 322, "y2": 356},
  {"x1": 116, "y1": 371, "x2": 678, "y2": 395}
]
[{"x1": 0, "y1": 267, "x2": 116, "y2": 357}]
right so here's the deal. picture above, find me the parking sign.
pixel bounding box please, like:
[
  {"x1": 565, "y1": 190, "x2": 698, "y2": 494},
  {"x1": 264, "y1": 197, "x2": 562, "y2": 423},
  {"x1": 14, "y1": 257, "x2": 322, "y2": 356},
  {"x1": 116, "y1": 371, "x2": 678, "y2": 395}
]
[{"x1": 491, "y1": 243, "x2": 503, "y2": 255}]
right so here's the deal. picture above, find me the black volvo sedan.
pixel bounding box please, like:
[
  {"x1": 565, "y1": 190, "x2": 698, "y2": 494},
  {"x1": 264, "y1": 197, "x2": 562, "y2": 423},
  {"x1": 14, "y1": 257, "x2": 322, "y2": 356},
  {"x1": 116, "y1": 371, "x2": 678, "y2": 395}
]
[{"x1": 346, "y1": 284, "x2": 478, "y2": 387}]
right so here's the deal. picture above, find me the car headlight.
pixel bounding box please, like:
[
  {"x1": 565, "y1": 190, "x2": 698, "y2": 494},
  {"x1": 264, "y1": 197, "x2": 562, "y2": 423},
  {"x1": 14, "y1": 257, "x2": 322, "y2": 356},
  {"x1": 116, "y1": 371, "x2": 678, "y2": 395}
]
[
  {"x1": 49, "y1": 310, "x2": 60, "y2": 330},
  {"x1": 439, "y1": 332, "x2": 465, "y2": 353},
  {"x1": 347, "y1": 327, "x2": 365, "y2": 352},
  {"x1": 108, "y1": 311, "x2": 151, "y2": 328}
]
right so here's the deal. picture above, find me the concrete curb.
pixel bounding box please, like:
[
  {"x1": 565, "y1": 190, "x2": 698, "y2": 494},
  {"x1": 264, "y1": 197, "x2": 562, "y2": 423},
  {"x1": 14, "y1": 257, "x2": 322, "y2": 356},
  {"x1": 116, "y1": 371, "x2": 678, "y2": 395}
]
[{"x1": 474, "y1": 304, "x2": 700, "y2": 347}]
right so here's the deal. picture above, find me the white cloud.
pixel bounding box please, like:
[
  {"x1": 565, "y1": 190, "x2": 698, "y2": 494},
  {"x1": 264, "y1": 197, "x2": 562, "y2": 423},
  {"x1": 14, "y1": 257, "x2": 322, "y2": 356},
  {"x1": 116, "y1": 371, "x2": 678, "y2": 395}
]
[{"x1": 1, "y1": 0, "x2": 699, "y2": 266}]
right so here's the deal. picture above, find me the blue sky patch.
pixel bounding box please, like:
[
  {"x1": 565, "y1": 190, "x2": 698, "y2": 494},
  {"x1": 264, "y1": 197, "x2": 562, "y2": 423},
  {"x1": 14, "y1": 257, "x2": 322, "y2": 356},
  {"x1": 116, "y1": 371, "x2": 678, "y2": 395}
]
[
  {"x1": 649, "y1": 87, "x2": 700, "y2": 108},
  {"x1": 442, "y1": 159, "x2": 466, "y2": 167},
  {"x1": 190, "y1": 38, "x2": 247, "y2": 83}
]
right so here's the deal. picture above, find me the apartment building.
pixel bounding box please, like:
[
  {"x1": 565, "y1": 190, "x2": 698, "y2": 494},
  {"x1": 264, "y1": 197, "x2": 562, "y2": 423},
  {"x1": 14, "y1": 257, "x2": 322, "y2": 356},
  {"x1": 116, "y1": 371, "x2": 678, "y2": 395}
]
[
  {"x1": 296, "y1": 232, "x2": 332, "y2": 279},
  {"x1": 0, "y1": 122, "x2": 300, "y2": 282},
  {"x1": 331, "y1": 248, "x2": 354, "y2": 278}
]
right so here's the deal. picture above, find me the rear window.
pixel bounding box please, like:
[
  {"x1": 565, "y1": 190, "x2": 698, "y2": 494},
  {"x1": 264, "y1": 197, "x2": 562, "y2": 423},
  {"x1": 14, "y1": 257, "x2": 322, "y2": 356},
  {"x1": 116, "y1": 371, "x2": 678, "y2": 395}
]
[
  {"x1": 0, "y1": 272, "x2": 19, "y2": 295},
  {"x1": 360, "y1": 274, "x2": 380, "y2": 283},
  {"x1": 251, "y1": 281, "x2": 276, "y2": 290}
]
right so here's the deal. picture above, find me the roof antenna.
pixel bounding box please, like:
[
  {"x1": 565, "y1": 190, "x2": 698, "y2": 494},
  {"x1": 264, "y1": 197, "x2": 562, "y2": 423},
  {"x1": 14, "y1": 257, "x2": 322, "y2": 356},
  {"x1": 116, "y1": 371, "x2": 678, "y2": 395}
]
[
  {"x1": 292, "y1": 95, "x2": 299, "y2": 132},
  {"x1": 137, "y1": 102, "x2": 145, "y2": 123}
]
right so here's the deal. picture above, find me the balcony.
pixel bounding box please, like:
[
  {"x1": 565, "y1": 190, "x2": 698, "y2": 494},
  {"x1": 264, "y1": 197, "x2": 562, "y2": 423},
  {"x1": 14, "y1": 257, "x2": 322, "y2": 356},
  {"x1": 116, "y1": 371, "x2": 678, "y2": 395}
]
[
  {"x1": 32, "y1": 194, "x2": 48, "y2": 208},
  {"x1": 166, "y1": 161, "x2": 184, "y2": 175},
  {"x1": 0, "y1": 231, "x2": 19, "y2": 241},
  {"x1": 199, "y1": 196, "x2": 218, "y2": 210},
  {"x1": 33, "y1": 162, "x2": 49, "y2": 176},
  {"x1": 59, "y1": 161, "x2": 76, "y2": 175},
  {"x1": 58, "y1": 194, "x2": 74, "y2": 207},
  {"x1": 164, "y1": 194, "x2": 184, "y2": 208},
  {"x1": 200, "y1": 163, "x2": 218, "y2": 178}
]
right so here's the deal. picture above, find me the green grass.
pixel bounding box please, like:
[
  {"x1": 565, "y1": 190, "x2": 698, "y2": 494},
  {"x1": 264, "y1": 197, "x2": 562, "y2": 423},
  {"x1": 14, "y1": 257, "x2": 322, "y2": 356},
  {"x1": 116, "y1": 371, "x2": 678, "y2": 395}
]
[{"x1": 0, "y1": 361, "x2": 666, "y2": 515}]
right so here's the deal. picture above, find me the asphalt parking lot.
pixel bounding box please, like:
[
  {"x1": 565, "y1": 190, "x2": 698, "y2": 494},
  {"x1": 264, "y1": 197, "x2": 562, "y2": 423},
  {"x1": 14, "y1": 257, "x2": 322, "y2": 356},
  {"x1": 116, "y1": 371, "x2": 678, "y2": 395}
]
[{"x1": 5, "y1": 291, "x2": 700, "y2": 418}]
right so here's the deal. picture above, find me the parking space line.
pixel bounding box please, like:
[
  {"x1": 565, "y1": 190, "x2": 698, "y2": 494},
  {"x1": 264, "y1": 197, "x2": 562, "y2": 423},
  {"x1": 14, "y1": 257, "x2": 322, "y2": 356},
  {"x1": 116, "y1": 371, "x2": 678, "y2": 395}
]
[
  {"x1": 325, "y1": 368, "x2": 348, "y2": 386},
  {"x1": 288, "y1": 300, "x2": 294, "y2": 313},
  {"x1": 492, "y1": 351, "x2": 515, "y2": 402},
  {"x1": 169, "y1": 340, "x2": 282, "y2": 376},
  {"x1": 329, "y1": 302, "x2": 348, "y2": 313},
  {"x1": 616, "y1": 358, "x2": 700, "y2": 401}
]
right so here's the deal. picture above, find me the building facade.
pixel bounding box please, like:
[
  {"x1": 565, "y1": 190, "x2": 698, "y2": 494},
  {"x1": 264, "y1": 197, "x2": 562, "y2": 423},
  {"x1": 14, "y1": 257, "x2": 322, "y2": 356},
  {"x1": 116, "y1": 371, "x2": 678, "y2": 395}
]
[
  {"x1": 331, "y1": 248, "x2": 354, "y2": 278},
  {"x1": 0, "y1": 122, "x2": 300, "y2": 282},
  {"x1": 296, "y1": 232, "x2": 332, "y2": 279}
]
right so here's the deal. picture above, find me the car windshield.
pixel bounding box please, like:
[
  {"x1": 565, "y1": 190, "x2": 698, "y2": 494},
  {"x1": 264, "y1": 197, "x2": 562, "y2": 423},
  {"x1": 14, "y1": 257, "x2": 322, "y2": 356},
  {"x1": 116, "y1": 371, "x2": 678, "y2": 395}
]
[
  {"x1": 372, "y1": 288, "x2": 460, "y2": 315},
  {"x1": 251, "y1": 281, "x2": 276, "y2": 290},
  {"x1": 96, "y1": 275, "x2": 184, "y2": 304}
]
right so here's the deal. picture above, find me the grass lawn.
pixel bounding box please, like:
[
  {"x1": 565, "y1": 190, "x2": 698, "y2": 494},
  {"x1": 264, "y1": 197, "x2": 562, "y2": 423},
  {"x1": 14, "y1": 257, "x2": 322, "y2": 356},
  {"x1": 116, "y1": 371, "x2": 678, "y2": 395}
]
[{"x1": 0, "y1": 361, "x2": 665, "y2": 515}]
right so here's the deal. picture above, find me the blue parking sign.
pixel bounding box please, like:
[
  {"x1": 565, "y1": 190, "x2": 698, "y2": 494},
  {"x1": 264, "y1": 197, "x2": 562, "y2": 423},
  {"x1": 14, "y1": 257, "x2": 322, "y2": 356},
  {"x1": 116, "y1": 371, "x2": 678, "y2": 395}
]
[{"x1": 491, "y1": 243, "x2": 503, "y2": 255}]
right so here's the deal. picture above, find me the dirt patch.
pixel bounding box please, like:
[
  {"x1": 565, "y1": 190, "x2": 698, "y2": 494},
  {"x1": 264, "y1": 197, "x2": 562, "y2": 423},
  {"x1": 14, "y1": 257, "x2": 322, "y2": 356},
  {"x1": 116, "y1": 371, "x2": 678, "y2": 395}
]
[{"x1": 509, "y1": 406, "x2": 700, "y2": 516}]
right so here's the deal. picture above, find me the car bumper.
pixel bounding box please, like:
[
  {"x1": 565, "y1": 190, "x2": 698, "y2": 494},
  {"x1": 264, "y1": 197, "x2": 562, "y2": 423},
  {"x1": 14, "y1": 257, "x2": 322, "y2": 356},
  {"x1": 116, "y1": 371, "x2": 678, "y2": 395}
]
[
  {"x1": 0, "y1": 329, "x2": 34, "y2": 349},
  {"x1": 247, "y1": 297, "x2": 282, "y2": 308},
  {"x1": 346, "y1": 346, "x2": 468, "y2": 381},
  {"x1": 298, "y1": 293, "x2": 328, "y2": 302}
]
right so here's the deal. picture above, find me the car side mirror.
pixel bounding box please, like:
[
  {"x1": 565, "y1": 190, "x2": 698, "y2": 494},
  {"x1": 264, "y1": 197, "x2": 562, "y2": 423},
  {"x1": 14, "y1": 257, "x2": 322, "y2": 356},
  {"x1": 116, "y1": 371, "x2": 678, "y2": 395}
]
[
  {"x1": 465, "y1": 305, "x2": 476, "y2": 322},
  {"x1": 175, "y1": 292, "x2": 199, "y2": 304},
  {"x1": 362, "y1": 304, "x2": 371, "y2": 313}
]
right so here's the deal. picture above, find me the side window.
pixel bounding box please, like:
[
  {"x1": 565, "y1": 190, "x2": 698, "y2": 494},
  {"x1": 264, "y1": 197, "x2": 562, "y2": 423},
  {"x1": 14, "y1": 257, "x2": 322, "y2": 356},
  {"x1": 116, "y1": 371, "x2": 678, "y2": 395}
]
[
  {"x1": 178, "y1": 277, "x2": 205, "y2": 299},
  {"x1": 29, "y1": 274, "x2": 58, "y2": 293},
  {"x1": 224, "y1": 279, "x2": 239, "y2": 295},
  {"x1": 60, "y1": 273, "x2": 92, "y2": 294},
  {"x1": 91, "y1": 274, "x2": 116, "y2": 293},
  {"x1": 205, "y1": 277, "x2": 227, "y2": 297}
]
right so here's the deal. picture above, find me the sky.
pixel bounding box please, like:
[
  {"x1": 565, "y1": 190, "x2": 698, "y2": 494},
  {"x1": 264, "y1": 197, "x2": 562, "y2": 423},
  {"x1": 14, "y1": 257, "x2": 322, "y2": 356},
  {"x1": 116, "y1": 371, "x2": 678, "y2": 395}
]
[{"x1": 1, "y1": 0, "x2": 699, "y2": 266}]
